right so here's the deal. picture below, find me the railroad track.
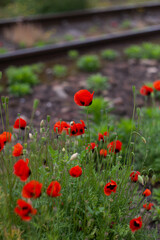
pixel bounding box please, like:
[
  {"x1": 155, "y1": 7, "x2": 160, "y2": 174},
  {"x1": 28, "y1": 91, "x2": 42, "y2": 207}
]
[{"x1": 1, "y1": 2, "x2": 160, "y2": 68}]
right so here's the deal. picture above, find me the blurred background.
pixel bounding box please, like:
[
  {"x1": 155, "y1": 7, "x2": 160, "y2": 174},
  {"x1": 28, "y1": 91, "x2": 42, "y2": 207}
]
[{"x1": 0, "y1": 0, "x2": 160, "y2": 18}]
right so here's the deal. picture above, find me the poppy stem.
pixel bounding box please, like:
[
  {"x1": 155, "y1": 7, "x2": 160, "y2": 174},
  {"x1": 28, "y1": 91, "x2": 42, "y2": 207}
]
[
  {"x1": 86, "y1": 108, "x2": 90, "y2": 142},
  {"x1": 0, "y1": 104, "x2": 4, "y2": 132}
]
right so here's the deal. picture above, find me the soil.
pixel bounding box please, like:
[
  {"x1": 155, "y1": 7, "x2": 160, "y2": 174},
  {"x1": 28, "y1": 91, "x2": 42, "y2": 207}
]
[
  {"x1": 1, "y1": 55, "x2": 160, "y2": 131},
  {"x1": 1, "y1": 8, "x2": 160, "y2": 52}
]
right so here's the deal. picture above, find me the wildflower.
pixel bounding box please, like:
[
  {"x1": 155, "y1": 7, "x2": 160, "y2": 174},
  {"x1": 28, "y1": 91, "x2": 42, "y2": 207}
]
[
  {"x1": 153, "y1": 80, "x2": 160, "y2": 91},
  {"x1": 104, "y1": 180, "x2": 117, "y2": 196},
  {"x1": 74, "y1": 89, "x2": 94, "y2": 106},
  {"x1": 143, "y1": 203, "x2": 154, "y2": 211},
  {"x1": 98, "y1": 132, "x2": 109, "y2": 142},
  {"x1": 53, "y1": 121, "x2": 70, "y2": 134},
  {"x1": 100, "y1": 149, "x2": 107, "y2": 157},
  {"x1": 46, "y1": 181, "x2": 61, "y2": 197},
  {"x1": 14, "y1": 199, "x2": 37, "y2": 221},
  {"x1": 14, "y1": 118, "x2": 27, "y2": 130},
  {"x1": 107, "y1": 140, "x2": 122, "y2": 153},
  {"x1": 14, "y1": 159, "x2": 31, "y2": 181},
  {"x1": 143, "y1": 189, "x2": 151, "y2": 197},
  {"x1": 69, "y1": 166, "x2": 82, "y2": 177},
  {"x1": 12, "y1": 143, "x2": 23, "y2": 157},
  {"x1": 75, "y1": 120, "x2": 86, "y2": 136},
  {"x1": 130, "y1": 171, "x2": 140, "y2": 182},
  {"x1": 140, "y1": 85, "x2": 153, "y2": 96},
  {"x1": 86, "y1": 142, "x2": 98, "y2": 152},
  {"x1": 70, "y1": 123, "x2": 78, "y2": 136},
  {"x1": 0, "y1": 131, "x2": 12, "y2": 143},
  {"x1": 130, "y1": 216, "x2": 142, "y2": 232},
  {"x1": 22, "y1": 180, "x2": 42, "y2": 198}
]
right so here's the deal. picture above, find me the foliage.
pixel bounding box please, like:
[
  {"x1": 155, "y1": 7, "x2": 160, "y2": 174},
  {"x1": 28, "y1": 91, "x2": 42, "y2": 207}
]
[
  {"x1": 6, "y1": 66, "x2": 39, "y2": 86},
  {"x1": 121, "y1": 20, "x2": 131, "y2": 29},
  {"x1": 0, "y1": 96, "x2": 158, "y2": 239},
  {"x1": 0, "y1": 48, "x2": 8, "y2": 54},
  {"x1": 52, "y1": 64, "x2": 67, "y2": 78},
  {"x1": 8, "y1": 83, "x2": 31, "y2": 97},
  {"x1": 125, "y1": 42, "x2": 160, "y2": 60},
  {"x1": 101, "y1": 49, "x2": 118, "y2": 61},
  {"x1": 77, "y1": 55, "x2": 101, "y2": 72},
  {"x1": 34, "y1": 41, "x2": 47, "y2": 47},
  {"x1": 64, "y1": 34, "x2": 74, "y2": 42},
  {"x1": 121, "y1": 107, "x2": 160, "y2": 178},
  {"x1": 86, "y1": 74, "x2": 109, "y2": 93},
  {"x1": 117, "y1": 118, "x2": 136, "y2": 144},
  {"x1": 68, "y1": 50, "x2": 79, "y2": 60},
  {"x1": 5, "y1": 65, "x2": 40, "y2": 96},
  {"x1": 84, "y1": 97, "x2": 109, "y2": 124},
  {"x1": 18, "y1": 0, "x2": 88, "y2": 14}
]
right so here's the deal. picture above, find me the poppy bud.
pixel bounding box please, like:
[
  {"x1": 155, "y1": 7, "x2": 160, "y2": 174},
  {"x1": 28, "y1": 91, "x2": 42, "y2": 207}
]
[
  {"x1": 144, "y1": 175, "x2": 149, "y2": 183},
  {"x1": 62, "y1": 148, "x2": 65, "y2": 152},
  {"x1": 141, "y1": 137, "x2": 146, "y2": 144},
  {"x1": 46, "y1": 115, "x2": 50, "y2": 123},
  {"x1": 33, "y1": 99, "x2": 39, "y2": 110},
  {"x1": 70, "y1": 153, "x2": 79, "y2": 161},
  {"x1": 40, "y1": 120, "x2": 45, "y2": 127},
  {"x1": 5, "y1": 97, "x2": 9, "y2": 104},
  {"x1": 138, "y1": 175, "x2": 144, "y2": 185},
  {"x1": 1, "y1": 96, "x2": 5, "y2": 103},
  {"x1": 29, "y1": 133, "x2": 33, "y2": 139},
  {"x1": 151, "y1": 174, "x2": 156, "y2": 184}
]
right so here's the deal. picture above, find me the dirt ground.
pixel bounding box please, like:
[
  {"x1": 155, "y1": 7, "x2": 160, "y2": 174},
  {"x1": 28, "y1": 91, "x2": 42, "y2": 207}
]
[{"x1": 1, "y1": 57, "x2": 160, "y2": 131}]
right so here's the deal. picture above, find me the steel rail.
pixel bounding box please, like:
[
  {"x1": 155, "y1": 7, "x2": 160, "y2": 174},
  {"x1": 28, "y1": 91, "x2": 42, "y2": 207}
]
[{"x1": 0, "y1": 24, "x2": 160, "y2": 69}]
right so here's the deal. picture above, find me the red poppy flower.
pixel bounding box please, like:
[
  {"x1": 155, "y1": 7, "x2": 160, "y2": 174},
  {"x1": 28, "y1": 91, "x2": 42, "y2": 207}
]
[
  {"x1": 70, "y1": 120, "x2": 86, "y2": 136},
  {"x1": 130, "y1": 216, "x2": 142, "y2": 232},
  {"x1": 14, "y1": 158, "x2": 31, "y2": 181},
  {"x1": 143, "y1": 189, "x2": 151, "y2": 197},
  {"x1": 22, "y1": 180, "x2": 42, "y2": 198},
  {"x1": 98, "y1": 132, "x2": 109, "y2": 142},
  {"x1": 0, "y1": 137, "x2": 4, "y2": 152},
  {"x1": 86, "y1": 142, "x2": 98, "y2": 152},
  {"x1": 100, "y1": 149, "x2": 107, "y2": 157},
  {"x1": 54, "y1": 121, "x2": 70, "y2": 134},
  {"x1": 74, "y1": 90, "x2": 94, "y2": 106},
  {"x1": 75, "y1": 120, "x2": 86, "y2": 136},
  {"x1": 0, "y1": 132, "x2": 12, "y2": 143},
  {"x1": 104, "y1": 180, "x2": 117, "y2": 196},
  {"x1": 14, "y1": 199, "x2": 37, "y2": 221},
  {"x1": 14, "y1": 118, "x2": 27, "y2": 130},
  {"x1": 153, "y1": 80, "x2": 160, "y2": 91},
  {"x1": 107, "y1": 140, "x2": 122, "y2": 153},
  {"x1": 69, "y1": 166, "x2": 82, "y2": 177},
  {"x1": 140, "y1": 85, "x2": 153, "y2": 96},
  {"x1": 12, "y1": 143, "x2": 23, "y2": 157},
  {"x1": 130, "y1": 171, "x2": 140, "y2": 182},
  {"x1": 46, "y1": 181, "x2": 61, "y2": 197},
  {"x1": 143, "y1": 203, "x2": 154, "y2": 211}
]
